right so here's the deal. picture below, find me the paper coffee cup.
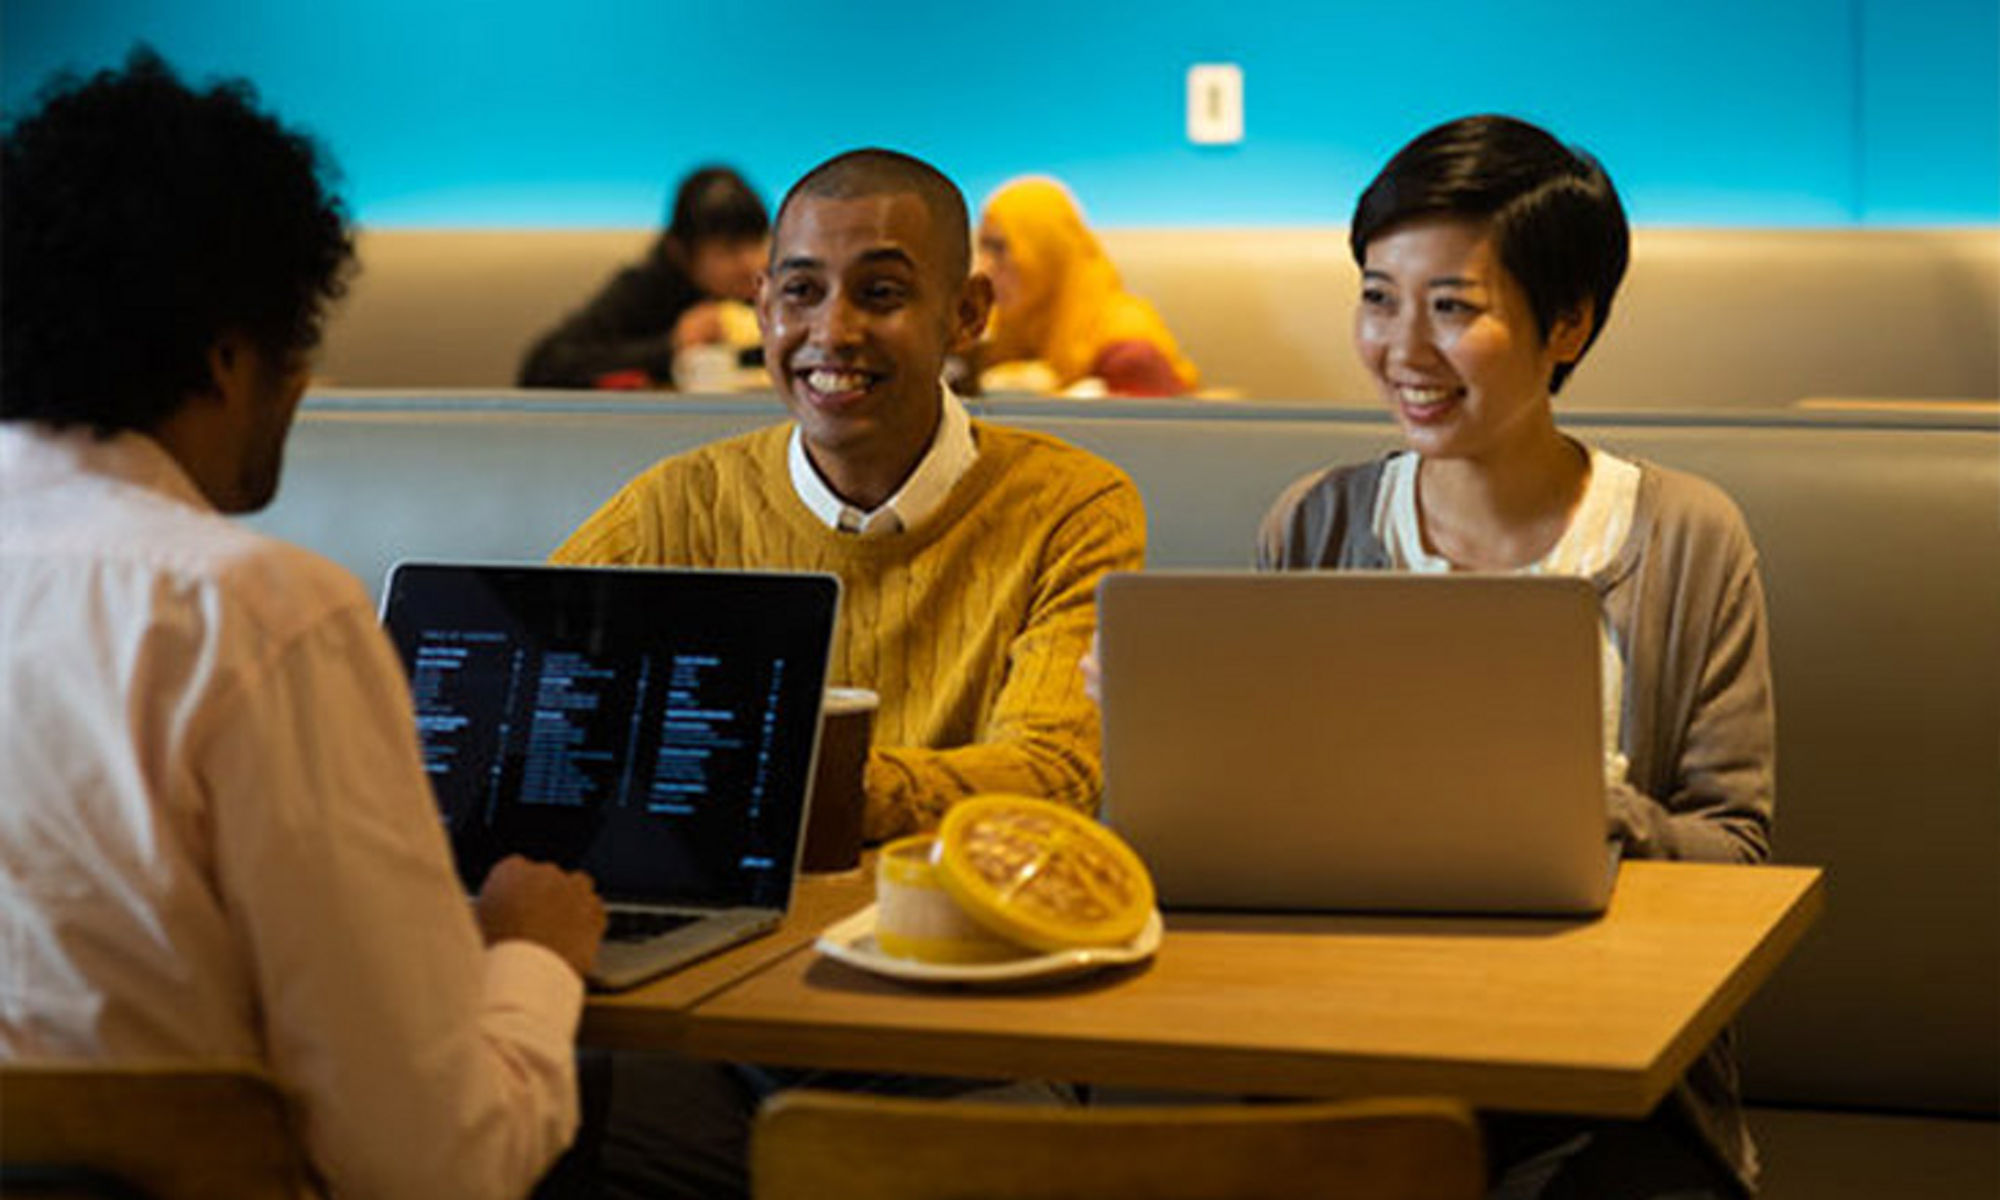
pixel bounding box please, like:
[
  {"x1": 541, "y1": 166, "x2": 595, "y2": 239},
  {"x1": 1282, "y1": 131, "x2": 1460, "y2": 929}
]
[
  {"x1": 799, "y1": 687, "x2": 877, "y2": 873},
  {"x1": 874, "y1": 836, "x2": 1024, "y2": 963}
]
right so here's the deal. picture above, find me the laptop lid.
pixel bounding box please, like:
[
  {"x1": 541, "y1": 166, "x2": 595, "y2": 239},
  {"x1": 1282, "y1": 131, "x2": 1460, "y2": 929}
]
[
  {"x1": 1098, "y1": 571, "x2": 1612, "y2": 915},
  {"x1": 380, "y1": 561, "x2": 839, "y2": 917}
]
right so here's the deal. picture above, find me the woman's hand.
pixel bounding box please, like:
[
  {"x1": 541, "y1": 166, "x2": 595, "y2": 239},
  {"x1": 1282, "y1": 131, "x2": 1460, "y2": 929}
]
[{"x1": 1081, "y1": 630, "x2": 1103, "y2": 704}]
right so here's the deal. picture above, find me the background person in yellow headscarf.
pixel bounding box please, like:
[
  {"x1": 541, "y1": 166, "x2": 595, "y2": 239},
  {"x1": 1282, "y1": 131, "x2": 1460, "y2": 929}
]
[{"x1": 974, "y1": 177, "x2": 1199, "y2": 397}]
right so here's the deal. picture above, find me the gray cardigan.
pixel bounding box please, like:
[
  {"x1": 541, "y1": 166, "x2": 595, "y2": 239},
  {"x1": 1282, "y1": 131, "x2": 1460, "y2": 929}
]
[{"x1": 1256, "y1": 452, "x2": 1777, "y2": 1191}]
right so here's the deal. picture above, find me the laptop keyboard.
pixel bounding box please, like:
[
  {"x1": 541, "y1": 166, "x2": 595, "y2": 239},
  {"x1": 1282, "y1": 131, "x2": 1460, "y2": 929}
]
[{"x1": 605, "y1": 911, "x2": 700, "y2": 943}]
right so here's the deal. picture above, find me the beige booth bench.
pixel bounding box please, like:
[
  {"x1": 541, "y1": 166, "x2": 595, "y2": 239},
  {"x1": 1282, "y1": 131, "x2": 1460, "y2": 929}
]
[
  {"x1": 318, "y1": 228, "x2": 1999, "y2": 409},
  {"x1": 249, "y1": 391, "x2": 1998, "y2": 1193}
]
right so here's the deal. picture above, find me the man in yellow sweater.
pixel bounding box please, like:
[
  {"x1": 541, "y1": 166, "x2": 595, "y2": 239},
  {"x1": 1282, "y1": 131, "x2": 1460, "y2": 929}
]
[{"x1": 554, "y1": 149, "x2": 1145, "y2": 842}]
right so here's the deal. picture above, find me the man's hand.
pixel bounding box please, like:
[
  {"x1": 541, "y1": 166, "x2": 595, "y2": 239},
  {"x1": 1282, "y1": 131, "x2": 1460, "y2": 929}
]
[
  {"x1": 475, "y1": 855, "x2": 607, "y2": 980},
  {"x1": 671, "y1": 302, "x2": 726, "y2": 350}
]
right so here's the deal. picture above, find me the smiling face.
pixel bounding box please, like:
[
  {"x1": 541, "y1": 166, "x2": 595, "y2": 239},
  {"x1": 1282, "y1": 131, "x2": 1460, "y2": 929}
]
[
  {"x1": 1354, "y1": 216, "x2": 1590, "y2": 464},
  {"x1": 758, "y1": 191, "x2": 989, "y2": 507}
]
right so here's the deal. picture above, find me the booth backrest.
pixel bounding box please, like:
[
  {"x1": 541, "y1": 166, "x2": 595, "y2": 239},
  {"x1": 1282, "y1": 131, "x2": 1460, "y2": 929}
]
[
  {"x1": 250, "y1": 392, "x2": 2000, "y2": 1117},
  {"x1": 318, "y1": 228, "x2": 2000, "y2": 408}
]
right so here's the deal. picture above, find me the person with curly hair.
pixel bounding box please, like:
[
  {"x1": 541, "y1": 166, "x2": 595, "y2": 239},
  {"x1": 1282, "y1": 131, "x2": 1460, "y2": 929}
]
[{"x1": 1, "y1": 48, "x2": 608, "y2": 1199}]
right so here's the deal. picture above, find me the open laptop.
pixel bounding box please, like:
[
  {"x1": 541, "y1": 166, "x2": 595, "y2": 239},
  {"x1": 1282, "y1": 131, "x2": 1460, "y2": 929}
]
[
  {"x1": 381, "y1": 561, "x2": 839, "y2": 990},
  {"x1": 1097, "y1": 571, "x2": 1617, "y2": 916}
]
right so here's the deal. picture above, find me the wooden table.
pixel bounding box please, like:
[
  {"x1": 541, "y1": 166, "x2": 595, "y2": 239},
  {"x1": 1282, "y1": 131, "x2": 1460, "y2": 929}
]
[
  {"x1": 635, "y1": 861, "x2": 1822, "y2": 1118},
  {"x1": 579, "y1": 864, "x2": 876, "y2": 1049}
]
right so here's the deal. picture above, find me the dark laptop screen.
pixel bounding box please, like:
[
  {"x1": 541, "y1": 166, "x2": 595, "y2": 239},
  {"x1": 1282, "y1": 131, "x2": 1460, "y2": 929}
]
[{"x1": 381, "y1": 563, "x2": 838, "y2": 909}]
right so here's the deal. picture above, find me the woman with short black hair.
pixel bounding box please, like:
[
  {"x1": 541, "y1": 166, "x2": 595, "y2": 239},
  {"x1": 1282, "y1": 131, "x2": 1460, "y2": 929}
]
[{"x1": 1260, "y1": 114, "x2": 1774, "y2": 1198}]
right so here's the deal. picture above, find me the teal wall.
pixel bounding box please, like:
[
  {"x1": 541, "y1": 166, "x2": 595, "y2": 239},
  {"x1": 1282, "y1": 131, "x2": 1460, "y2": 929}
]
[{"x1": 3, "y1": 0, "x2": 1995, "y2": 227}]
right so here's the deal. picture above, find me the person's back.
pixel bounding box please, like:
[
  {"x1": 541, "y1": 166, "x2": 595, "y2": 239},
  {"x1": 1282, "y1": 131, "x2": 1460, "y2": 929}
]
[
  {"x1": 1, "y1": 426, "x2": 372, "y2": 1059},
  {"x1": 0, "y1": 50, "x2": 606, "y2": 1200}
]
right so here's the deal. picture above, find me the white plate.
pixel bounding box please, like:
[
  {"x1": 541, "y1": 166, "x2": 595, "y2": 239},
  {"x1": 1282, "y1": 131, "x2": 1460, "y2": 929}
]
[{"x1": 815, "y1": 903, "x2": 1163, "y2": 986}]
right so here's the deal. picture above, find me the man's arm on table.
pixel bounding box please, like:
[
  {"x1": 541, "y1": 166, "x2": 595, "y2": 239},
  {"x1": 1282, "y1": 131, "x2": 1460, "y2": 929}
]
[{"x1": 864, "y1": 476, "x2": 1146, "y2": 838}]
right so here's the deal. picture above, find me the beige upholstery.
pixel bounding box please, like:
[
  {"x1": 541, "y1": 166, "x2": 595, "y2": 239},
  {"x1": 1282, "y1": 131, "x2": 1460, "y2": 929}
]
[
  {"x1": 1108, "y1": 228, "x2": 2000, "y2": 409},
  {"x1": 247, "y1": 391, "x2": 1999, "y2": 1120},
  {"x1": 750, "y1": 1089, "x2": 1483, "y2": 1200},
  {"x1": 322, "y1": 230, "x2": 654, "y2": 391},
  {"x1": 0, "y1": 1061, "x2": 308, "y2": 1199},
  {"x1": 317, "y1": 228, "x2": 2000, "y2": 407}
]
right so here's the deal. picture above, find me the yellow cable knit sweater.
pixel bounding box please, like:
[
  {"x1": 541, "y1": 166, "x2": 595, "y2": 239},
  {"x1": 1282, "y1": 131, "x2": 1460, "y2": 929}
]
[{"x1": 551, "y1": 420, "x2": 1146, "y2": 840}]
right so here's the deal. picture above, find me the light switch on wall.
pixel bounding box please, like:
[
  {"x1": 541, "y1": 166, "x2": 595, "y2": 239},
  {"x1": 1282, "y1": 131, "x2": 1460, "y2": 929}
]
[{"x1": 1186, "y1": 63, "x2": 1244, "y2": 145}]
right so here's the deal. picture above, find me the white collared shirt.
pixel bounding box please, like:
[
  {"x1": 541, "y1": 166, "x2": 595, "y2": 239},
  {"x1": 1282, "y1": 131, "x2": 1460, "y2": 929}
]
[
  {"x1": 788, "y1": 384, "x2": 979, "y2": 535},
  {"x1": 0, "y1": 424, "x2": 582, "y2": 1199}
]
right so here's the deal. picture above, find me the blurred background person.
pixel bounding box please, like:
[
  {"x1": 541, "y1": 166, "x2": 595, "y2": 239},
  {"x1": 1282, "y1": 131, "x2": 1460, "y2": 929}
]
[
  {"x1": 519, "y1": 165, "x2": 767, "y2": 390},
  {"x1": 973, "y1": 176, "x2": 1198, "y2": 397}
]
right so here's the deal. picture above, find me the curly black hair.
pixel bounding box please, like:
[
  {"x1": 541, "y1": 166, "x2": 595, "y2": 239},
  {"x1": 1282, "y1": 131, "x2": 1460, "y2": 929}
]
[{"x1": 1, "y1": 47, "x2": 356, "y2": 433}]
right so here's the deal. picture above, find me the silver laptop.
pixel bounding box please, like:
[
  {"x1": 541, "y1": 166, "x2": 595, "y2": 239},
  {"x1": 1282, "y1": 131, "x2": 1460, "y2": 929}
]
[
  {"x1": 1097, "y1": 571, "x2": 1616, "y2": 915},
  {"x1": 381, "y1": 561, "x2": 840, "y2": 990}
]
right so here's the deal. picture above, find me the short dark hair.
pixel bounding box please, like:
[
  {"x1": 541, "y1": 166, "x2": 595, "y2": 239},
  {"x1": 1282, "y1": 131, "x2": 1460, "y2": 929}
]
[
  {"x1": 1350, "y1": 115, "x2": 1629, "y2": 394},
  {"x1": 667, "y1": 165, "x2": 769, "y2": 247},
  {"x1": 774, "y1": 148, "x2": 971, "y2": 284},
  {"x1": 1, "y1": 47, "x2": 355, "y2": 434}
]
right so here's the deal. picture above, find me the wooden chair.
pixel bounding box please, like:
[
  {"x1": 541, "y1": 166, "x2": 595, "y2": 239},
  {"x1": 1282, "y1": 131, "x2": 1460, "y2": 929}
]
[
  {"x1": 751, "y1": 1089, "x2": 1484, "y2": 1200},
  {"x1": 0, "y1": 1061, "x2": 310, "y2": 1200}
]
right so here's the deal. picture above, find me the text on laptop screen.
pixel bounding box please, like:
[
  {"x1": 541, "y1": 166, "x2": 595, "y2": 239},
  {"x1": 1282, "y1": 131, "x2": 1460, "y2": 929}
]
[{"x1": 382, "y1": 564, "x2": 837, "y2": 908}]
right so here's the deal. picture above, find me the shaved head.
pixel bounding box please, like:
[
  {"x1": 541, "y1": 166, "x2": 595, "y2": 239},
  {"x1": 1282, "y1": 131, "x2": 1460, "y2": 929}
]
[{"x1": 775, "y1": 148, "x2": 970, "y2": 285}]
